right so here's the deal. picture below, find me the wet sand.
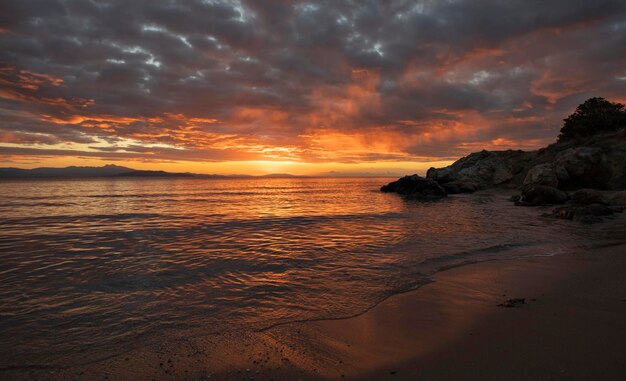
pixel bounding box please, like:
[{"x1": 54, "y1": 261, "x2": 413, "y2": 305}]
[{"x1": 4, "y1": 242, "x2": 626, "y2": 381}]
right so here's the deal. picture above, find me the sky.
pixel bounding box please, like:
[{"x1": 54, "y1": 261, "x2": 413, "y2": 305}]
[{"x1": 0, "y1": 0, "x2": 625, "y2": 175}]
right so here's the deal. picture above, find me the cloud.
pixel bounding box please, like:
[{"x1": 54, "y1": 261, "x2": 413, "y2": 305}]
[{"x1": 1, "y1": 0, "x2": 625, "y2": 166}]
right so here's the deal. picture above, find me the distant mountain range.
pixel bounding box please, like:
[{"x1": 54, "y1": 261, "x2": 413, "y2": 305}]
[{"x1": 0, "y1": 164, "x2": 308, "y2": 179}]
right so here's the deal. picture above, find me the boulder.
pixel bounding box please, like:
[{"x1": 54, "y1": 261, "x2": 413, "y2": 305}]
[
  {"x1": 545, "y1": 204, "x2": 622, "y2": 224},
  {"x1": 554, "y1": 165, "x2": 570, "y2": 183},
  {"x1": 517, "y1": 185, "x2": 568, "y2": 206},
  {"x1": 552, "y1": 142, "x2": 626, "y2": 190},
  {"x1": 439, "y1": 181, "x2": 478, "y2": 193},
  {"x1": 553, "y1": 147, "x2": 603, "y2": 189},
  {"x1": 523, "y1": 164, "x2": 558, "y2": 188},
  {"x1": 440, "y1": 182, "x2": 462, "y2": 194},
  {"x1": 381, "y1": 174, "x2": 447, "y2": 198},
  {"x1": 509, "y1": 194, "x2": 521, "y2": 202},
  {"x1": 607, "y1": 191, "x2": 626, "y2": 206},
  {"x1": 569, "y1": 188, "x2": 609, "y2": 205}
]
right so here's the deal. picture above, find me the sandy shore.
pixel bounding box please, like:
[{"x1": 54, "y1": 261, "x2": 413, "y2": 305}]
[{"x1": 4, "y1": 242, "x2": 626, "y2": 380}]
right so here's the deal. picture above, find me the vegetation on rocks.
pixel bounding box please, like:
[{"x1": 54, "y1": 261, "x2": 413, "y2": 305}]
[{"x1": 558, "y1": 97, "x2": 626, "y2": 142}]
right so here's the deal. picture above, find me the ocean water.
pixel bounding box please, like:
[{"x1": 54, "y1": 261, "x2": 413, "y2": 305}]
[{"x1": 0, "y1": 177, "x2": 624, "y2": 368}]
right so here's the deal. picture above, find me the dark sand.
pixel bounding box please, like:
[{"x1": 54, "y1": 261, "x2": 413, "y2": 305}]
[{"x1": 4, "y1": 243, "x2": 625, "y2": 380}]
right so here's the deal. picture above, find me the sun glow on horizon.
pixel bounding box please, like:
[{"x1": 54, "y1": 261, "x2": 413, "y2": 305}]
[{"x1": 0, "y1": 156, "x2": 455, "y2": 177}]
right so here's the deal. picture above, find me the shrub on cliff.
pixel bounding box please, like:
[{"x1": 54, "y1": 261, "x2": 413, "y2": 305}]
[{"x1": 558, "y1": 97, "x2": 626, "y2": 142}]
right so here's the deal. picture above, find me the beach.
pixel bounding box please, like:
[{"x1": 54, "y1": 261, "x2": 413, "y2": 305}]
[{"x1": 7, "y1": 235, "x2": 625, "y2": 380}]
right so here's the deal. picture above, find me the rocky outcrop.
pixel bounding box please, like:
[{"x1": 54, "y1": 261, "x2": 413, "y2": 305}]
[
  {"x1": 381, "y1": 175, "x2": 446, "y2": 198},
  {"x1": 425, "y1": 130, "x2": 626, "y2": 196},
  {"x1": 384, "y1": 100, "x2": 625, "y2": 222},
  {"x1": 544, "y1": 204, "x2": 623, "y2": 224},
  {"x1": 426, "y1": 150, "x2": 532, "y2": 193},
  {"x1": 383, "y1": 130, "x2": 624, "y2": 221}
]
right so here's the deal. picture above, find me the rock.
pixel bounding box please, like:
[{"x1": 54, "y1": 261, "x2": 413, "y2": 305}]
[
  {"x1": 426, "y1": 130, "x2": 626, "y2": 196},
  {"x1": 405, "y1": 108, "x2": 625, "y2": 223},
  {"x1": 554, "y1": 165, "x2": 570, "y2": 183},
  {"x1": 607, "y1": 190, "x2": 626, "y2": 206},
  {"x1": 573, "y1": 204, "x2": 614, "y2": 224},
  {"x1": 508, "y1": 194, "x2": 521, "y2": 202},
  {"x1": 458, "y1": 182, "x2": 480, "y2": 193},
  {"x1": 497, "y1": 298, "x2": 525, "y2": 308},
  {"x1": 396, "y1": 126, "x2": 624, "y2": 220},
  {"x1": 517, "y1": 185, "x2": 568, "y2": 206},
  {"x1": 439, "y1": 181, "x2": 479, "y2": 193},
  {"x1": 569, "y1": 188, "x2": 609, "y2": 205},
  {"x1": 554, "y1": 147, "x2": 603, "y2": 181},
  {"x1": 544, "y1": 204, "x2": 621, "y2": 223},
  {"x1": 440, "y1": 182, "x2": 461, "y2": 194},
  {"x1": 381, "y1": 174, "x2": 447, "y2": 198},
  {"x1": 523, "y1": 163, "x2": 558, "y2": 188},
  {"x1": 426, "y1": 150, "x2": 531, "y2": 193},
  {"x1": 553, "y1": 139, "x2": 626, "y2": 190}
]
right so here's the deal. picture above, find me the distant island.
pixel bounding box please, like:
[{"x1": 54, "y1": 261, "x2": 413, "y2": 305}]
[{"x1": 0, "y1": 164, "x2": 308, "y2": 179}]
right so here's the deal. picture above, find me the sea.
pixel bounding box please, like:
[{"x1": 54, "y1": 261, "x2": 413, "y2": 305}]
[{"x1": 1, "y1": 177, "x2": 624, "y2": 368}]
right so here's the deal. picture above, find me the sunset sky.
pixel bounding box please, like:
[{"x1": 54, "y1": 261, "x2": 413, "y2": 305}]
[{"x1": 0, "y1": 0, "x2": 624, "y2": 175}]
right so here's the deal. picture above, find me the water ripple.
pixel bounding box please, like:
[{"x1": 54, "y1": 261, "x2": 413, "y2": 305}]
[{"x1": 0, "y1": 177, "x2": 623, "y2": 367}]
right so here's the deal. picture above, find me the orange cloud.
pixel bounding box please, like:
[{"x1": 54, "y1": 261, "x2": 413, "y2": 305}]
[
  {"x1": 36, "y1": 110, "x2": 308, "y2": 161},
  {"x1": 0, "y1": 89, "x2": 93, "y2": 109},
  {"x1": 0, "y1": 67, "x2": 64, "y2": 89},
  {"x1": 41, "y1": 114, "x2": 164, "y2": 127},
  {"x1": 308, "y1": 69, "x2": 381, "y2": 128},
  {"x1": 0, "y1": 67, "x2": 93, "y2": 109},
  {"x1": 229, "y1": 107, "x2": 291, "y2": 131},
  {"x1": 457, "y1": 137, "x2": 550, "y2": 152}
]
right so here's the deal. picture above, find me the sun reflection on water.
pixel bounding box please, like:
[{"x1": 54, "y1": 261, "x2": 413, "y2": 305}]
[{"x1": 0, "y1": 177, "x2": 621, "y2": 367}]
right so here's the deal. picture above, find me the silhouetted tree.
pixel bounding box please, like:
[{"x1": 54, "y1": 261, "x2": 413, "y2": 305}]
[{"x1": 558, "y1": 97, "x2": 626, "y2": 142}]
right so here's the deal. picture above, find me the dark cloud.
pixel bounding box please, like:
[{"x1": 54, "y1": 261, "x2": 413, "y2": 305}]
[{"x1": 0, "y1": 0, "x2": 625, "y2": 164}]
